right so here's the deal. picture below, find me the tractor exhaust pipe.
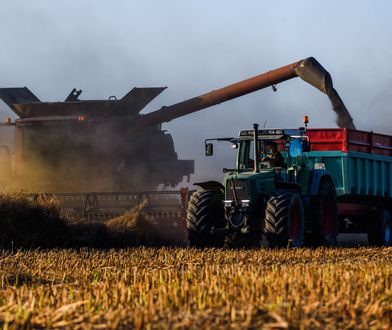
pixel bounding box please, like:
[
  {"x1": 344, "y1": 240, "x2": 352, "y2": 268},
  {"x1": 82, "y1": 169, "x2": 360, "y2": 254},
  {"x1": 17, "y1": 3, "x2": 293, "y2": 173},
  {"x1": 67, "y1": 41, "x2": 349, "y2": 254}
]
[{"x1": 253, "y1": 123, "x2": 259, "y2": 173}]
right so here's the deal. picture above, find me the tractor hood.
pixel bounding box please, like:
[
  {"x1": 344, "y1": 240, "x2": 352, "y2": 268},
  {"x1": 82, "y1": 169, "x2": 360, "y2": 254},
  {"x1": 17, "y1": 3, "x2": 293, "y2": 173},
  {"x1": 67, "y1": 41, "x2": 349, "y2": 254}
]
[{"x1": 223, "y1": 170, "x2": 276, "y2": 202}]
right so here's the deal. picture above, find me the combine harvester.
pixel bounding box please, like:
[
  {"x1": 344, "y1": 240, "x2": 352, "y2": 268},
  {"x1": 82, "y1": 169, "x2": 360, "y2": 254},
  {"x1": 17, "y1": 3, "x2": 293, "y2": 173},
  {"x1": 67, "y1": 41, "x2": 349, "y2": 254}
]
[{"x1": 0, "y1": 57, "x2": 390, "y2": 245}]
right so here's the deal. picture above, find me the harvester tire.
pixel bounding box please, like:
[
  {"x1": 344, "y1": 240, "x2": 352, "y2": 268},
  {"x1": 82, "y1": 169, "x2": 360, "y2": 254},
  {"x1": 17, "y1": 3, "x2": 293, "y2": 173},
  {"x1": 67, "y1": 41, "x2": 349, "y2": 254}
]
[
  {"x1": 186, "y1": 189, "x2": 226, "y2": 248},
  {"x1": 265, "y1": 190, "x2": 305, "y2": 248},
  {"x1": 310, "y1": 178, "x2": 339, "y2": 246},
  {"x1": 367, "y1": 209, "x2": 392, "y2": 246}
]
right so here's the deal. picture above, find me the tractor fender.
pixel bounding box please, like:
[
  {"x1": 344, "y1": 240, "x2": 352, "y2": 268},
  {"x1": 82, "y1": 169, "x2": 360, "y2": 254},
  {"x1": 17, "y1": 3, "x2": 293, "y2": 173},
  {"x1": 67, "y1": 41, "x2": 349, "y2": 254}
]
[
  {"x1": 308, "y1": 169, "x2": 335, "y2": 196},
  {"x1": 193, "y1": 180, "x2": 225, "y2": 193}
]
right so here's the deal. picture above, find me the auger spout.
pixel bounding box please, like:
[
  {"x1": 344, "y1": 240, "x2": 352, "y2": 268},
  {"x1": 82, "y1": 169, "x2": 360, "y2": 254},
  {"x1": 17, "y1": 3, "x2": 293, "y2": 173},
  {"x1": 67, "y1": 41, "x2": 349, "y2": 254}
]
[{"x1": 137, "y1": 57, "x2": 355, "y2": 129}]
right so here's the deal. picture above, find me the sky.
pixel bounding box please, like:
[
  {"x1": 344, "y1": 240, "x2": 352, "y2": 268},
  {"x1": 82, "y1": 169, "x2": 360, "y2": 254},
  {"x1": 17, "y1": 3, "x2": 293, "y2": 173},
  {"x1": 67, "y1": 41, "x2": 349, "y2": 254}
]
[{"x1": 1, "y1": 0, "x2": 391, "y2": 185}]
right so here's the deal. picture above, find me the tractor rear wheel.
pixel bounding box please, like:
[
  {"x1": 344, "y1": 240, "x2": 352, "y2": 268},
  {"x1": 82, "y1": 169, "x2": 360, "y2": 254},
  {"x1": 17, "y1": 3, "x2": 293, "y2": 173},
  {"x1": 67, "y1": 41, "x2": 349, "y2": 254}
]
[
  {"x1": 367, "y1": 209, "x2": 392, "y2": 246},
  {"x1": 186, "y1": 189, "x2": 226, "y2": 248},
  {"x1": 310, "y1": 178, "x2": 339, "y2": 246},
  {"x1": 265, "y1": 190, "x2": 305, "y2": 248}
]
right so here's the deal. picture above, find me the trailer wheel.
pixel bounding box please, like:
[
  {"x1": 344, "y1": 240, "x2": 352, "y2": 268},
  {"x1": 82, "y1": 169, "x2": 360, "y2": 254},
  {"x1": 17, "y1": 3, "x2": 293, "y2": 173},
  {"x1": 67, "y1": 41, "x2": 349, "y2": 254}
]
[
  {"x1": 265, "y1": 190, "x2": 305, "y2": 248},
  {"x1": 367, "y1": 209, "x2": 392, "y2": 246},
  {"x1": 310, "y1": 178, "x2": 339, "y2": 246},
  {"x1": 186, "y1": 189, "x2": 226, "y2": 248}
]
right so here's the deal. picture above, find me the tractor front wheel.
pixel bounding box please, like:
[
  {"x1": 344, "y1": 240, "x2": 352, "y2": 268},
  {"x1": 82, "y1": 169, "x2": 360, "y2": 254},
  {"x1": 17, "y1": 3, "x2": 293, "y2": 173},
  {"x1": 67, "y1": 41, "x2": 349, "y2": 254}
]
[
  {"x1": 265, "y1": 190, "x2": 305, "y2": 248},
  {"x1": 186, "y1": 189, "x2": 226, "y2": 248}
]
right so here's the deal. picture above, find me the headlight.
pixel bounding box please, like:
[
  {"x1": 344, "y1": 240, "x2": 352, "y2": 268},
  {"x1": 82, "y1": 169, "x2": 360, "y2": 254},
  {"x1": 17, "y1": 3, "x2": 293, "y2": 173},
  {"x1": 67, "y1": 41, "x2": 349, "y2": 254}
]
[
  {"x1": 241, "y1": 200, "x2": 250, "y2": 207},
  {"x1": 224, "y1": 200, "x2": 233, "y2": 207},
  {"x1": 224, "y1": 200, "x2": 250, "y2": 207}
]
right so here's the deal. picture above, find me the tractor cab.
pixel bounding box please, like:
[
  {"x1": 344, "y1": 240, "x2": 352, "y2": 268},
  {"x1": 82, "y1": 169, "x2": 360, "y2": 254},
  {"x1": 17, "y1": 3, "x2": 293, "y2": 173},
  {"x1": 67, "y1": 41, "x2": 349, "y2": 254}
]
[
  {"x1": 236, "y1": 127, "x2": 309, "y2": 171},
  {"x1": 204, "y1": 125, "x2": 310, "y2": 185}
]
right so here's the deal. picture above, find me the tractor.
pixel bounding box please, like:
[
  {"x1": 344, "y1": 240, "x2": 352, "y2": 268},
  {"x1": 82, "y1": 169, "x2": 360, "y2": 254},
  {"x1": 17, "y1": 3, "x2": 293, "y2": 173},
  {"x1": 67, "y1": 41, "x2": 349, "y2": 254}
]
[{"x1": 186, "y1": 120, "x2": 338, "y2": 248}]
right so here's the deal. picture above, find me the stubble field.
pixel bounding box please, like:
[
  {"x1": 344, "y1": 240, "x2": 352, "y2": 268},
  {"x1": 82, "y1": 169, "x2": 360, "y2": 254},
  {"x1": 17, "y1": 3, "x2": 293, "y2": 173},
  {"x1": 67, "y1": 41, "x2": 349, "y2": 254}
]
[{"x1": 1, "y1": 247, "x2": 391, "y2": 329}]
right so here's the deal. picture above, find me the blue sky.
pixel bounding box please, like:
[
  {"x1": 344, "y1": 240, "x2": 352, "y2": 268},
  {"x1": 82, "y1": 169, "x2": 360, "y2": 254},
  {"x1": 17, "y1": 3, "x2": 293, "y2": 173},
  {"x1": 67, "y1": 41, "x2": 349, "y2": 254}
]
[{"x1": 1, "y1": 1, "x2": 391, "y2": 182}]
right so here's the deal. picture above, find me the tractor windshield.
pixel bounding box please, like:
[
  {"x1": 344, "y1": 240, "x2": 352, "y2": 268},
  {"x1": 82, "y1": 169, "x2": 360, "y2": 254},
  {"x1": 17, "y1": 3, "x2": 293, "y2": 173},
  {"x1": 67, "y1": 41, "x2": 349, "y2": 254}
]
[{"x1": 238, "y1": 139, "x2": 286, "y2": 170}]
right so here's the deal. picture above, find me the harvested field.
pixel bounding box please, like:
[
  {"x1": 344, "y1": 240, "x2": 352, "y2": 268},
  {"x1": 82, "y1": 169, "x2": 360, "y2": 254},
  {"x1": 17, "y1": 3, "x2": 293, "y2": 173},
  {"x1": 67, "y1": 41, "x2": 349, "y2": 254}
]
[{"x1": 0, "y1": 247, "x2": 391, "y2": 329}]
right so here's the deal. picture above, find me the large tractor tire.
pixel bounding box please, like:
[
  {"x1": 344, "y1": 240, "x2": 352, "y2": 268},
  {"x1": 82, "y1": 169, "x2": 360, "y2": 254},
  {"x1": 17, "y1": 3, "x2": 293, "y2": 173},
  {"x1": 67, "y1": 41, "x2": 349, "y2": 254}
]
[
  {"x1": 367, "y1": 209, "x2": 392, "y2": 246},
  {"x1": 265, "y1": 190, "x2": 305, "y2": 248},
  {"x1": 310, "y1": 178, "x2": 339, "y2": 246},
  {"x1": 186, "y1": 189, "x2": 226, "y2": 248}
]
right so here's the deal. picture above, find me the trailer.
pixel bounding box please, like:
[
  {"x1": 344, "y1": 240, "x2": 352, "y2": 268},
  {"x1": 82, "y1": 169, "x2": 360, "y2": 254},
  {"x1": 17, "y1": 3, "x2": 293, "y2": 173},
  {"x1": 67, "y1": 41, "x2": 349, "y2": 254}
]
[{"x1": 306, "y1": 128, "x2": 392, "y2": 243}]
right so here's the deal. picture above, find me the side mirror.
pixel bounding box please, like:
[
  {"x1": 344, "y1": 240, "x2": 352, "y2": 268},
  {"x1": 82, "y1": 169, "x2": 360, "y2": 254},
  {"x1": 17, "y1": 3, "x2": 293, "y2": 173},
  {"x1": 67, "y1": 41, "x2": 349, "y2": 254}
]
[{"x1": 205, "y1": 143, "x2": 213, "y2": 156}]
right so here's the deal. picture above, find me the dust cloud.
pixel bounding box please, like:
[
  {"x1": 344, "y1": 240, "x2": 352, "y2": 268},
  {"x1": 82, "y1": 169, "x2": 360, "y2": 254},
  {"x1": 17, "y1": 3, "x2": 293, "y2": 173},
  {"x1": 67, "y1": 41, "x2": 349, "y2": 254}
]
[
  {"x1": 0, "y1": 116, "x2": 192, "y2": 193},
  {"x1": 0, "y1": 83, "x2": 189, "y2": 193}
]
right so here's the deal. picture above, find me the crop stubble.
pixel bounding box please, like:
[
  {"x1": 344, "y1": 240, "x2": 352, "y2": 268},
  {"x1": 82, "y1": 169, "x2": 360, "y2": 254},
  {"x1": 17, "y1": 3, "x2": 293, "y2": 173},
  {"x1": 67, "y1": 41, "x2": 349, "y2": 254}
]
[{"x1": 0, "y1": 247, "x2": 391, "y2": 329}]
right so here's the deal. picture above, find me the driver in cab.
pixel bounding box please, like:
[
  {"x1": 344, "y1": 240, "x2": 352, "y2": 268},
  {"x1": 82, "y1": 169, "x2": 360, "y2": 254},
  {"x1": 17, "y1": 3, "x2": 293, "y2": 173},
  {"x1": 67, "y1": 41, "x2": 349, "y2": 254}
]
[{"x1": 262, "y1": 141, "x2": 285, "y2": 167}]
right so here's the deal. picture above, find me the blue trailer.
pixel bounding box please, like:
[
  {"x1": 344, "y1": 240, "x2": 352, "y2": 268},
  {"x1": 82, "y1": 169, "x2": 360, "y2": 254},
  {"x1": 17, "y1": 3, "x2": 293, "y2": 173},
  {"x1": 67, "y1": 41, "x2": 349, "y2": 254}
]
[{"x1": 306, "y1": 128, "x2": 392, "y2": 243}]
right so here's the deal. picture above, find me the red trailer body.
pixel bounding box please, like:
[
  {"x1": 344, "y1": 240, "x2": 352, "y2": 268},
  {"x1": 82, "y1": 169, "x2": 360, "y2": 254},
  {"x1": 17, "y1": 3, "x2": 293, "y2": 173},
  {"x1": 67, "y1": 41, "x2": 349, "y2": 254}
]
[{"x1": 307, "y1": 128, "x2": 392, "y2": 156}]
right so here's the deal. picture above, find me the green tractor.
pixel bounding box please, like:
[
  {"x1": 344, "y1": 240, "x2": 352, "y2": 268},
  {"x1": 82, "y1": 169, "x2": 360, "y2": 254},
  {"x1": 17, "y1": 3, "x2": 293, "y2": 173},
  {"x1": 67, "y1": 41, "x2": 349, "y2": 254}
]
[{"x1": 186, "y1": 122, "x2": 339, "y2": 248}]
